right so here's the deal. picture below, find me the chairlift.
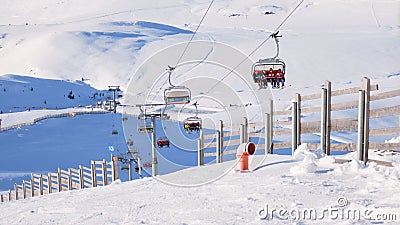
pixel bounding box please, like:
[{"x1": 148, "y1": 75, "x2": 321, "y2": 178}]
[
  {"x1": 164, "y1": 66, "x2": 191, "y2": 105},
  {"x1": 121, "y1": 164, "x2": 129, "y2": 171},
  {"x1": 112, "y1": 129, "x2": 118, "y2": 135},
  {"x1": 138, "y1": 121, "x2": 154, "y2": 133},
  {"x1": 183, "y1": 117, "x2": 202, "y2": 134},
  {"x1": 183, "y1": 102, "x2": 202, "y2": 134},
  {"x1": 157, "y1": 136, "x2": 170, "y2": 148},
  {"x1": 164, "y1": 86, "x2": 191, "y2": 105},
  {"x1": 126, "y1": 139, "x2": 133, "y2": 146},
  {"x1": 251, "y1": 31, "x2": 286, "y2": 89},
  {"x1": 126, "y1": 149, "x2": 138, "y2": 156}
]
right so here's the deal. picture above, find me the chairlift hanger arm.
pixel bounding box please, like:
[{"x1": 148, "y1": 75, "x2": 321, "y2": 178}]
[
  {"x1": 167, "y1": 65, "x2": 176, "y2": 87},
  {"x1": 193, "y1": 101, "x2": 199, "y2": 117},
  {"x1": 260, "y1": 31, "x2": 282, "y2": 61}
]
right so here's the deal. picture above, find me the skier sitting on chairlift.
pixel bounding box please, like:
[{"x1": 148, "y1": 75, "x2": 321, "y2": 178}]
[
  {"x1": 276, "y1": 68, "x2": 285, "y2": 88},
  {"x1": 254, "y1": 70, "x2": 263, "y2": 89},
  {"x1": 184, "y1": 121, "x2": 200, "y2": 133}
]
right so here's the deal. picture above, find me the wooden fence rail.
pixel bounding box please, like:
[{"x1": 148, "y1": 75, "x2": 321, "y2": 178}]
[
  {"x1": 0, "y1": 156, "x2": 119, "y2": 203},
  {"x1": 0, "y1": 110, "x2": 109, "y2": 132}
]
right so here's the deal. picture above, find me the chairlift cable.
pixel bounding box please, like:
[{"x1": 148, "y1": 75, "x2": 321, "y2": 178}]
[
  {"x1": 196, "y1": 0, "x2": 305, "y2": 101},
  {"x1": 173, "y1": 0, "x2": 215, "y2": 69},
  {"x1": 149, "y1": 0, "x2": 214, "y2": 104}
]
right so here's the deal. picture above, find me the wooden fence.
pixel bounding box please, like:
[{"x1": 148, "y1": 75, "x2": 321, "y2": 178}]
[
  {"x1": 0, "y1": 110, "x2": 109, "y2": 132},
  {"x1": 198, "y1": 77, "x2": 400, "y2": 166},
  {"x1": 0, "y1": 157, "x2": 119, "y2": 203}
]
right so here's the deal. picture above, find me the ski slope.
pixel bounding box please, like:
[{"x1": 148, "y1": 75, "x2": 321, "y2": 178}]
[
  {"x1": 0, "y1": 0, "x2": 399, "y2": 224},
  {"x1": 0, "y1": 151, "x2": 400, "y2": 224}
]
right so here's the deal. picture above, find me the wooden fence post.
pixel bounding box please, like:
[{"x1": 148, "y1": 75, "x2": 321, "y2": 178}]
[
  {"x1": 363, "y1": 77, "x2": 370, "y2": 164},
  {"x1": 198, "y1": 130, "x2": 204, "y2": 166},
  {"x1": 357, "y1": 90, "x2": 366, "y2": 161},
  {"x1": 48, "y1": 173, "x2": 52, "y2": 194},
  {"x1": 14, "y1": 183, "x2": 18, "y2": 200},
  {"x1": 325, "y1": 80, "x2": 331, "y2": 155},
  {"x1": 102, "y1": 159, "x2": 107, "y2": 186},
  {"x1": 295, "y1": 93, "x2": 301, "y2": 147},
  {"x1": 292, "y1": 101, "x2": 298, "y2": 155},
  {"x1": 91, "y1": 161, "x2": 97, "y2": 187},
  {"x1": 39, "y1": 174, "x2": 44, "y2": 195},
  {"x1": 68, "y1": 168, "x2": 73, "y2": 190},
  {"x1": 8, "y1": 190, "x2": 11, "y2": 201},
  {"x1": 321, "y1": 88, "x2": 327, "y2": 154},
  {"x1": 31, "y1": 174, "x2": 35, "y2": 197},
  {"x1": 79, "y1": 165, "x2": 84, "y2": 189},
  {"x1": 111, "y1": 155, "x2": 119, "y2": 181},
  {"x1": 23, "y1": 180, "x2": 27, "y2": 199},
  {"x1": 1, "y1": 194, "x2": 3, "y2": 202},
  {"x1": 57, "y1": 168, "x2": 62, "y2": 192}
]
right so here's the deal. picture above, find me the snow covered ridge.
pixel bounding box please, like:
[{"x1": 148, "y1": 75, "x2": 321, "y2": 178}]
[
  {"x1": 0, "y1": 108, "x2": 109, "y2": 131},
  {"x1": 0, "y1": 151, "x2": 399, "y2": 224},
  {"x1": 0, "y1": 74, "x2": 113, "y2": 113}
]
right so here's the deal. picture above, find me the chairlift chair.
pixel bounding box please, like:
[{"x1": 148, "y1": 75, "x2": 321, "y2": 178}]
[
  {"x1": 163, "y1": 65, "x2": 191, "y2": 105},
  {"x1": 157, "y1": 136, "x2": 170, "y2": 148},
  {"x1": 183, "y1": 116, "x2": 202, "y2": 134},
  {"x1": 182, "y1": 101, "x2": 202, "y2": 133},
  {"x1": 138, "y1": 121, "x2": 154, "y2": 133},
  {"x1": 121, "y1": 164, "x2": 129, "y2": 171},
  {"x1": 164, "y1": 86, "x2": 191, "y2": 105},
  {"x1": 252, "y1": 59, "x2": 285, "y2": 82},
  {"x1": 126, "y1": 139, "x2": 133, "y2": 146},
  {"x1": 251, "y1": 31, "x2": 287, "y2": 89},
  {"x1": 112, "y1": 129, "x2": 118, "y2": 135}
]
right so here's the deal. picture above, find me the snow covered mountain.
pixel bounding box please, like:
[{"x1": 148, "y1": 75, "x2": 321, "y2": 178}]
[{"x1": 0, "y1": 0, "x2": 399, "y2": 224}]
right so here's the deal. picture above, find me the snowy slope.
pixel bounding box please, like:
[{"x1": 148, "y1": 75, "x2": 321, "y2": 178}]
[
  {"x1": 0, "y1": 74, "x2": 112, "y2": 113},
  {"x1": 0, "y1": 150, "x2": 399, "y2": 224},
  {"x1": 0, "y1": 0, "x2": 399, "y2": 224}
]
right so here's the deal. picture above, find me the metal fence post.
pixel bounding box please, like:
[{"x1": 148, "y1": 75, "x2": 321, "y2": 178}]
[
  {"x1": 357, "y1": 90, "x2": 366, "y2": 161},
  {"x1": 265, "y1": 113, "x2": 272, "y2": 154},
  {"x1": 321, "y1": 88, "x2": 327, "y2": 154},
  {"x1": 363, "y1": 77, "x2": 370, "y2": 164},
  {"x1": 198, "y1": 130, "x2": 204, "y2": 166},
  {"x1": 218, "y1": 120, "x2": 224, "y2": 163},
  {"x1": 151, "y1": 116, "x2": 158, "y2": 176},
  {"x1": 295, "y1": 94, "x2": 301, "y2": 147},
  {"x1": 239, "y1": 124, "x2": 245, "y2": 144},
  {"x1": 292, "y1": 101, "x2": 298, "y2": 155},
  {"x1": 325, "y1": 80, "x2": 331, "y2": 155},
  {"x1": 243, "y1": 117, "x2": 248, "y2": 142}
]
